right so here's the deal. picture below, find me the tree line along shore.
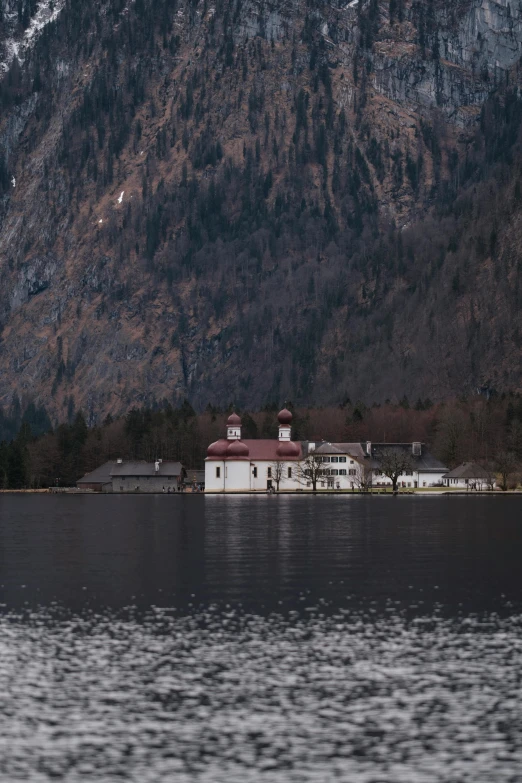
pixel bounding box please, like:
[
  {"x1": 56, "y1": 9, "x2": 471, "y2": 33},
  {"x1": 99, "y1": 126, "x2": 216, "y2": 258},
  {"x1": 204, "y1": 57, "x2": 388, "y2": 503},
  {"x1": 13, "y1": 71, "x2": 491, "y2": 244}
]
[{"x1": 1, "y1": 395, "x2": 522, "y2": 490}]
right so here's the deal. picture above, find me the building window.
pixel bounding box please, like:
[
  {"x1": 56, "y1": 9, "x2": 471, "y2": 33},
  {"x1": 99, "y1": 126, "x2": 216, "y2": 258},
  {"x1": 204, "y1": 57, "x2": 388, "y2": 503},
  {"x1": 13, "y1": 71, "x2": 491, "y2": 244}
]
[
  {"x1": 331, "y1": 469, "x2": 339, "y2": 476},
  {"x1": 339, "y1": 469, "x2": 347, "y2": 476},
  {"x1": 348, "y1": 469, "x2": 356, "y2": 476},
  {"x1": 339, "y1": 457, "x2": 347, "y2": 463},
  {"x1": 267, "y1": 467, "x2": 272, "y2": 478},
  {"x1": 253, "y1": 467, "x2": 258, "y2": 478},
  {"x1": 288, "y1": 467, "x2": 292, "y2": 478},
  {"x1": 331, "y1": 457, "x2": 338, "y2": 463},
  {"x1": 216, "y1": 467, "x2": 221, "y2": 478}
]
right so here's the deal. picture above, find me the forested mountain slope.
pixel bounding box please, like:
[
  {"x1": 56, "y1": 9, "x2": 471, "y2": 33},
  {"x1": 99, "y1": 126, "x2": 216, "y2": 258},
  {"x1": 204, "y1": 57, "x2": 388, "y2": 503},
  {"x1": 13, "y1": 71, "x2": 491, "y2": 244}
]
[{"x1": 1, "y1": 0, "x2": 522, "y2": 421}]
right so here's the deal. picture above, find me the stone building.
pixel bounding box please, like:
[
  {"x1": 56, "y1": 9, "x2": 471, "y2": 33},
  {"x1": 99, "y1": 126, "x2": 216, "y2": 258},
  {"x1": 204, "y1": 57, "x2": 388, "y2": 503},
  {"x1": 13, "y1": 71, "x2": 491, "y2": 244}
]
[{"x1": 110, "y1": 460, "x2": 184, "y2": 493}]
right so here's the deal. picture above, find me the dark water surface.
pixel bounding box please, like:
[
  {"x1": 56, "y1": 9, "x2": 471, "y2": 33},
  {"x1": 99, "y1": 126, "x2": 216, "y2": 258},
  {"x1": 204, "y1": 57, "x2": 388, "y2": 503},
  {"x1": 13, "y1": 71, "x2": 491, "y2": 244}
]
[{"x1": 0, "y1": 495, "x2": 521, "y2": 782}]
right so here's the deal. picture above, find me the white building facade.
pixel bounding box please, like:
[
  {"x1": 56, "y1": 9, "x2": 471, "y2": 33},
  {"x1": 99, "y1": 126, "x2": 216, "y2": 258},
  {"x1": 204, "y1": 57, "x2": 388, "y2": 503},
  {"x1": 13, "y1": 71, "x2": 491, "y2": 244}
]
[
  {"x1": 368, "y1": 442, "x2": 448, "y2": 488},
  {"x1": 205, "y1": 412, "x2": 368, "y2": 493},
  {"x1": 205, "y1": 415, "x2": 448, "y2": 492},
  {"x1": 442, "y1": 462, "x2": 496, "y2": 490},
  {"x1": 205, "y1": 410, "x2": 304, "y2": 492}
]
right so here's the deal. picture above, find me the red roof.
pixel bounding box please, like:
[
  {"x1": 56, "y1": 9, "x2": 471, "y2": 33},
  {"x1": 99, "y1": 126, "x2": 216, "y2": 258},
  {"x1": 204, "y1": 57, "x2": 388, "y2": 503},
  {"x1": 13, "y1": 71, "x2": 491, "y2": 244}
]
[
  {"x1": 227, "y1": 440, "x2": 250, "y2": 458},
  {"x1": 277, "y1": 408, "x2": 293, "y2": 425},
  {"x1": 207, "y1": 439, "x2": 229, "y2": 457},
  {"x1": 206, "y1": 439, "x2": 302, "y2": 461},
  {"x1": 276, "y1": 440, "x2": 300, "y2": 458}
]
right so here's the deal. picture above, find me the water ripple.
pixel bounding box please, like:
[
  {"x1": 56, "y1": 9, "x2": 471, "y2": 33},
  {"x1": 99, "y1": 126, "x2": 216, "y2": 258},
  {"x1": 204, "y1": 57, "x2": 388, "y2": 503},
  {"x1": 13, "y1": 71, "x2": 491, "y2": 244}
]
[{"x1": 0, "y1": 607, "x2": 521, "y2": 782}]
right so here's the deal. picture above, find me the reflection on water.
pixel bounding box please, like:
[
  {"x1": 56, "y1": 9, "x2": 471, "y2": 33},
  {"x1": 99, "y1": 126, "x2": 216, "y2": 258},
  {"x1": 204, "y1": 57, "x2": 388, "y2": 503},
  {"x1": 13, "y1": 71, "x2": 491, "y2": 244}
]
[
  {"x1": 0, "y1": 495, "x2": 521, "y2": 781},
  {"x1": 0, "y1": 606, "x2": 521, "y2": 782},
  {"x1": 0, "y1": 494, "x2": 521, "y2": 612}
]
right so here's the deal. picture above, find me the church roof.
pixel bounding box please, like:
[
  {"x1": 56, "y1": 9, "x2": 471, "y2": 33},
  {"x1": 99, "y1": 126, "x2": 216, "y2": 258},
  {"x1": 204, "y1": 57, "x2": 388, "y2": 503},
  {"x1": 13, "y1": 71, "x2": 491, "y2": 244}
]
[{"x1": 206, "y1": 439, "x2": 302, "y2": 461}]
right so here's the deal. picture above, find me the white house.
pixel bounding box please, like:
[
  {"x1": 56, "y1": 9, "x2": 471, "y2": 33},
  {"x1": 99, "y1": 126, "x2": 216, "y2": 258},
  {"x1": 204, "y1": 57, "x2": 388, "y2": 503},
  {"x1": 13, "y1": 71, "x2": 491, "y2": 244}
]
[
  {"x1": 301, "y1": 441, "x2": 369, "y2": 490},
  {"x1": 367, "y1": 442, "x2": 448, "y2": 488},
  {"x1": 442, "y1": 462, "x2": 496, "y2": 490}
]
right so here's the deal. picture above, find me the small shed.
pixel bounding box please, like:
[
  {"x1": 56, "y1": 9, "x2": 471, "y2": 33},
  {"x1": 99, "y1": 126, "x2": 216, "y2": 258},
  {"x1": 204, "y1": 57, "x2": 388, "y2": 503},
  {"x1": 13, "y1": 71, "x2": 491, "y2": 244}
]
[
  {"x1": 185, "y1": 469, "x2": 205, "y2": 491},
  {"x1": 77, "y1": 461, "x2": 114, "y2": 492},
  {"x1": 443, "y1": 462, "x2": 495, "y2": 490}
]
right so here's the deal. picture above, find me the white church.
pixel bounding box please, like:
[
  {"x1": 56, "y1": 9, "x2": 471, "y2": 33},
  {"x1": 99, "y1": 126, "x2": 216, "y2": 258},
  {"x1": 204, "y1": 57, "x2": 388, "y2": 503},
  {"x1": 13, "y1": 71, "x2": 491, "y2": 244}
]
[
  {"x1": 204, "y1": 410, "x2": 448, "y2": 492},
  {"x1": 205, "y1": 409, "x2": 304, "y2": 492}
]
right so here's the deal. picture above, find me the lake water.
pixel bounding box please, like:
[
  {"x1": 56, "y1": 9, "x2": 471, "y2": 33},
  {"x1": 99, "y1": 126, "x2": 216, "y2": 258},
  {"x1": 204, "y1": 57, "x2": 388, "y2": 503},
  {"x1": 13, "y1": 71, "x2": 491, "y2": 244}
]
[{"x1": 0, "y1": 495, "x2": 521, "y2": 782}]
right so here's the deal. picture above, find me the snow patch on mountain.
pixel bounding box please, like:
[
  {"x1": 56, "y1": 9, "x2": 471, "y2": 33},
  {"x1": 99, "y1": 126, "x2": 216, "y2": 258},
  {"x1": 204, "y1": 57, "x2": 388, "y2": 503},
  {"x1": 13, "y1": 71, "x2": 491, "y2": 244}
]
[{"x1": 1, "y1": 0, "x2": 64, "y2": 73}]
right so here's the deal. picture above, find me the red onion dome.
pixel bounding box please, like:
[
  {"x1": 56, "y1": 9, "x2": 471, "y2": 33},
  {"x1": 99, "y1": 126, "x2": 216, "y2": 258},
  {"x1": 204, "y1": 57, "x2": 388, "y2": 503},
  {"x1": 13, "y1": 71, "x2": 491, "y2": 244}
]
[
  {"x1": 278, "y1": 408, "x2": 293, "y2": 425},
  {"x1": 207, "y1": 439, "x2": 229, "y2": 457},
  {"x1": 227, "y1": 412, "x2": 241, "y2": 426},
  {"x1": 276, "y1": 441, "x2": 300, "y2": 458},
  {"x1": 226, "y1": 440, "x2": 250, "y2": 458}
]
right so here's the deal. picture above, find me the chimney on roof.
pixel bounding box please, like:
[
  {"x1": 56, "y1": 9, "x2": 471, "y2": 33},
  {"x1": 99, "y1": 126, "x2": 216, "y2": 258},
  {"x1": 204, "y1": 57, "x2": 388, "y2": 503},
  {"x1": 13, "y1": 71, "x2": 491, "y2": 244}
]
[
  {"x1": 412, "y1": 442, "x2": 422, "y2": 456},
  {"x1": 366, "y1": 441, "x2": 372, "y2": 456},
  {"x1": 155, "y1": 460, "x2": 160, "y2": 473},
  {"x1": 117, "y1": 458, "x2": 123, "y2": 464}
]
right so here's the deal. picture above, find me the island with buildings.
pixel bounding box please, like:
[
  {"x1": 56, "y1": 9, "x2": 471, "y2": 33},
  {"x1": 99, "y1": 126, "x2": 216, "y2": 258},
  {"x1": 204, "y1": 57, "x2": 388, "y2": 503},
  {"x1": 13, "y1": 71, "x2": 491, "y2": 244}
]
[{"x1": 76, "y1": 408, "x2": 499, "y2": 493}]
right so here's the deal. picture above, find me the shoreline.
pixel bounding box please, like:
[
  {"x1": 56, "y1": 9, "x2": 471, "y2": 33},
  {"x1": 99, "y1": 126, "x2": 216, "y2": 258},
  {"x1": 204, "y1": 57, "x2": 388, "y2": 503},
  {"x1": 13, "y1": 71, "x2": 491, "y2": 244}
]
[{"x1": 1, "y1": 489, "x2": 521, "y2": 496}]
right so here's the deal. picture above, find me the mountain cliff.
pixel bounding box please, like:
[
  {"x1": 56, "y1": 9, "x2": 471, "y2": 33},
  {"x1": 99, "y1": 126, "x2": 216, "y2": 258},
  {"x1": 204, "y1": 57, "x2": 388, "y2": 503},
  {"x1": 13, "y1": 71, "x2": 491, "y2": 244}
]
[{"x1": 1, "y1": 0, "x2": 522, "y2": 421}]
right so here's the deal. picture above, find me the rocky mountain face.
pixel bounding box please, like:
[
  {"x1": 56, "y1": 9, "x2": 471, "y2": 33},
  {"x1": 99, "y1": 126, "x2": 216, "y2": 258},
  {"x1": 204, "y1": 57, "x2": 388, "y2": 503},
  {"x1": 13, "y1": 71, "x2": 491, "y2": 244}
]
[{"x1": 0, "y1": 0, "x2": 522, "y2": 422}]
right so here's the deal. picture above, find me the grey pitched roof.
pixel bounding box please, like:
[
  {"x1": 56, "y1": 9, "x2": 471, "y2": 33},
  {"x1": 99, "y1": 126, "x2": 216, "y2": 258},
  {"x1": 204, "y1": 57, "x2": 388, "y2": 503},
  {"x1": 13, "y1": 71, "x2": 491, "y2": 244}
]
[
  {"x1": 303, "y1": 441, "x2": 367, "y2": 460},
  {"x1": 443, "y1": 462, "x2": 491, "y2": 479},
  {"x1": 110, "y1": 461, "x2": 183, "y2": 477},
  {"x1": 369, "y1": 443, "x2": 448, "y2": 471},
  {"x1": 77, "y1": 461, "x2": 114, "y2": 485},
  {"x1": 334, "y1": 443, "x2": 368, "y2": 460},
  {"x1": 185, "y1": 469, "x2": 205, "y2": 483},
  {"x1": 314, "y1": 442, "x2": 346, "y2": 455}
]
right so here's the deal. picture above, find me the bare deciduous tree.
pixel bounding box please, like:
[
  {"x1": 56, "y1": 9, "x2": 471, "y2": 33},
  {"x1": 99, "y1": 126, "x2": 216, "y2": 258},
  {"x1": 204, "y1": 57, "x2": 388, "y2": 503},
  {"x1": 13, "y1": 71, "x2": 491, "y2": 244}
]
[
  {"x1": 271, "y1": 460, "x2": 286, "y2": 491},
  {"x1": 376, "y1": 448, "x2": 414, "y2": 493},
  {"x1": 494, "y1": 450, "x2": 517, "y2": 491},
  {"x1": 480, "y1": 462, "x2": 497, "y2": 491},
  {"x1": 352, "y1": 460, "x2": 373, "y2": 492},
  {"x1": 295, "y1": 451, "x2": 324, "y2": 492}
]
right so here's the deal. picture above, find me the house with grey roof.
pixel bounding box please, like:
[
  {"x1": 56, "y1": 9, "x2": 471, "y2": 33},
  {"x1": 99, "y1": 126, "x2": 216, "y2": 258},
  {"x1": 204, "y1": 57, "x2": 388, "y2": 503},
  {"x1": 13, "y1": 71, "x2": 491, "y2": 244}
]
[
  {"x1": 110, "y1": 460, "x2": 184, "y2": 493},
  {"x1": 300, "y1": 442, "x2": 366, "y2": 489},
  {"x1": 77, "y1": 461, "x2": 115, "y2": 492},
  {"x1": 303, "y1": 441, "x2": 447, "y2": 489},
  {"x1": 366, "y1": 442, "x2": 448, "y2": 488},
  {"x1": 442, "y1": 462, "x2": 496, "y2": 490}
]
